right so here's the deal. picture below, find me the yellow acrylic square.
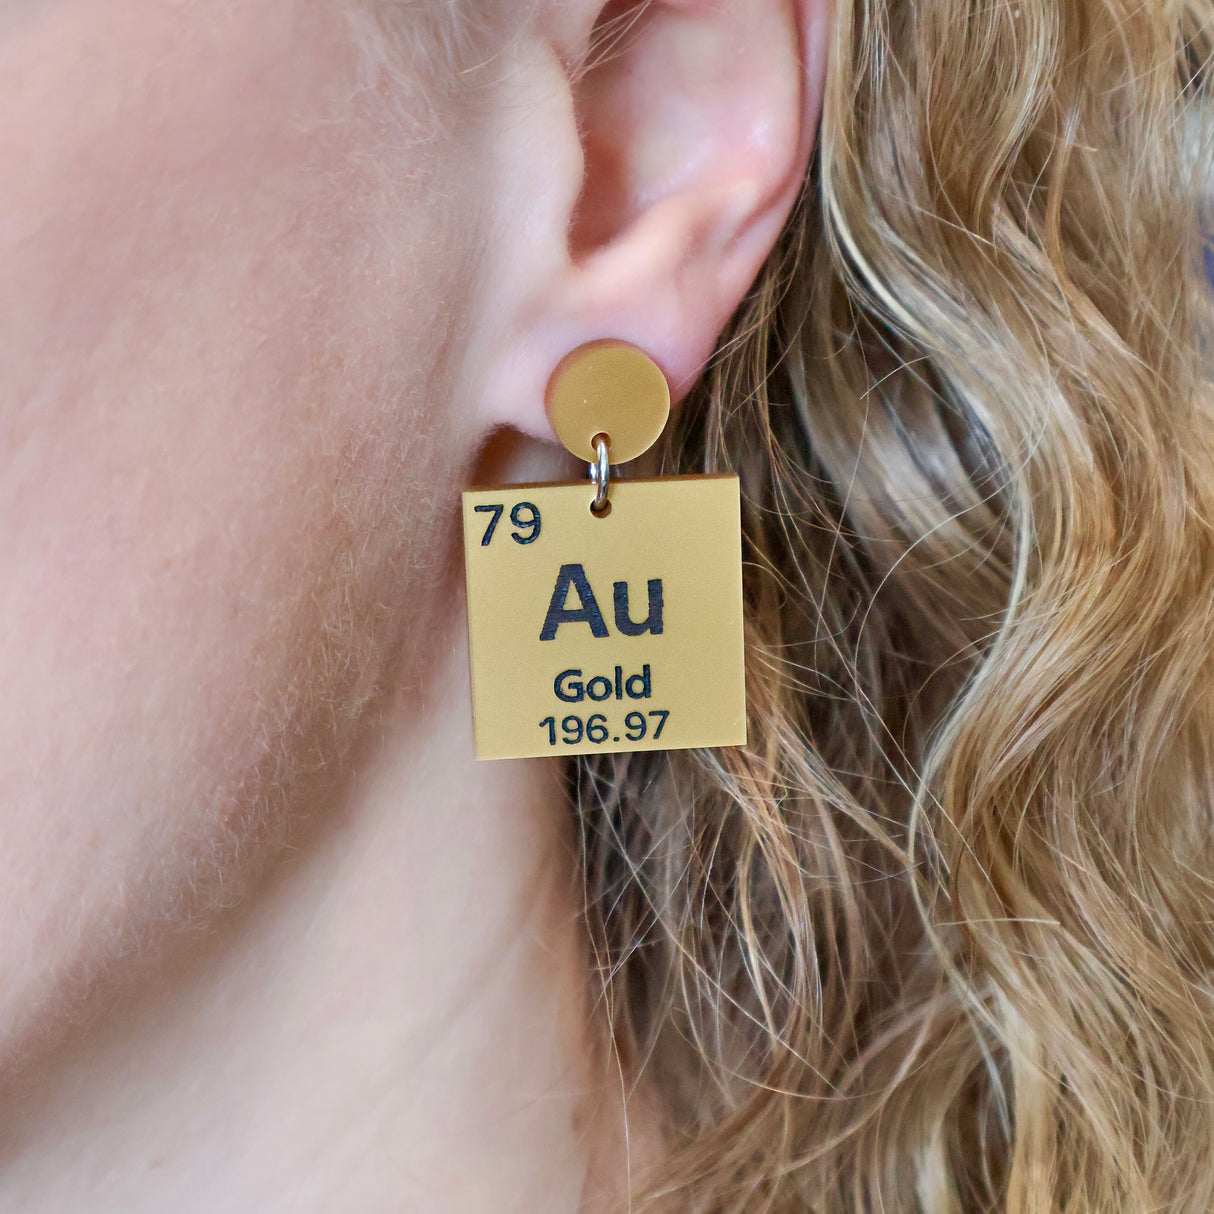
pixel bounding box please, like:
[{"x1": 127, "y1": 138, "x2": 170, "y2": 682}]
[{"x1": 462, "y1": 476, "x2": 747, "y2": 760}]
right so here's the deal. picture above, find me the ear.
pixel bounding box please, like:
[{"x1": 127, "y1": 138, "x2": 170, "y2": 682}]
[{"x1": 471, "y1": 0, "x2": 830, "y2": 446}]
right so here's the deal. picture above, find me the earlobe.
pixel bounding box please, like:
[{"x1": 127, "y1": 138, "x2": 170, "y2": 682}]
[{"x1": 475, "y1": 0, "x2": 829, "y2": 448}]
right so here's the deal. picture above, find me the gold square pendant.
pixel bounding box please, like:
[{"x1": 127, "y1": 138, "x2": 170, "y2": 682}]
[{"x1": 462, "y1": 476, "x2": 747, "y2": 760}]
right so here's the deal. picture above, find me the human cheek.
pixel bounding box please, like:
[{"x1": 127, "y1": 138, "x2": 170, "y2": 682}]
[{"x1": 0, "y1": 0, "x2": 481, "y2": 1044}]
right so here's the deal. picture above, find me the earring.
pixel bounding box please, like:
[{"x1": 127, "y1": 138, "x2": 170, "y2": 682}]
[{"x1": 462, "y1": 340, "x2": 747, "y2": 760}]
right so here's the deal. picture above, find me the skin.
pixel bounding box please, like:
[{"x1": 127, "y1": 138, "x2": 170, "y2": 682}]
[{"x1": 0, "y1": 0, "x2": 828, "y2": 1209}]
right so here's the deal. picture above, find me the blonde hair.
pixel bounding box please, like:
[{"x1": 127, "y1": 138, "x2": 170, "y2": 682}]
[{"x1": 577, "y1": 0, "x2": 1214, "y2": 1209}]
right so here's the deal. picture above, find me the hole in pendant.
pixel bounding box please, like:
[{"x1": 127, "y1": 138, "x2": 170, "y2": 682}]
[{"x1": 590, "y1": 497, "x2": 612, "y2": 518}]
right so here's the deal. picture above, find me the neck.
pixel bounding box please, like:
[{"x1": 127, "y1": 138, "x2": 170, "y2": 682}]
[{"x1": 0, "y1": 637, "x2": 629, "y2": 1213}]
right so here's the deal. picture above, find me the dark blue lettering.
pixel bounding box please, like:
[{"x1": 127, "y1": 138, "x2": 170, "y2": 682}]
[
  {"x1": 586, "y1": 676, "x2": 612, "y2": 701},
  {"x1": 540, "y1": 564, "x2": 609, "y2": 641},
  {"x1": 625, "y1": 665, "x2": 652, "y2": 699},
  {"x1": 613, "y1": 579, "x2": 663, "y2": 636},
  {"x1": 554, "y1": 669, "x2": 584, "y2": 701}
]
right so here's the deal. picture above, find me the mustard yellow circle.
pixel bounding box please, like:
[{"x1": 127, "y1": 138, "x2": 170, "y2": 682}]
[{"x1": 544, "y1": 340, "x2": 671, "y2": 464}]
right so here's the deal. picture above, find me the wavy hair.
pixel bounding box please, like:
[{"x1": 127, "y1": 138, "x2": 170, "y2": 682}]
[{"x1": 576, "y1": 1, "x2": 1214, "y2": 1209}]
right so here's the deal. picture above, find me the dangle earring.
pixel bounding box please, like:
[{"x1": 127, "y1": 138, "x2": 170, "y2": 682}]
[{"x1": 462, "y1": 340, "x2": 746, "y2": 760}]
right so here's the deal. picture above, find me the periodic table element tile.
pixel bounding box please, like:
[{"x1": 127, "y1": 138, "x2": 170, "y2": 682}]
[{"x1": 462, "y1": 476, "x2": 747, "y2": 760}]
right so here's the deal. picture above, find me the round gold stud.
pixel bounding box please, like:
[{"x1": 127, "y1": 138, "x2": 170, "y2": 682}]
[{"x1": 545, "y1": 339, "x2": 671, "y2": 464}]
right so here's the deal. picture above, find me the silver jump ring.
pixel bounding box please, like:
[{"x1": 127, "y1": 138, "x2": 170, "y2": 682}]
[{"x1": 589, "y1": 433, "x2": 611, "y2": 515}]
